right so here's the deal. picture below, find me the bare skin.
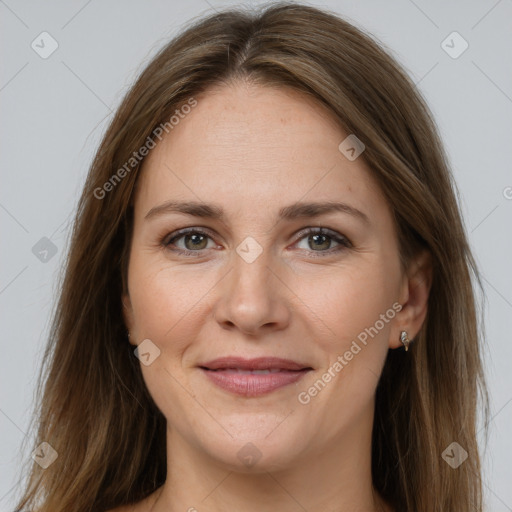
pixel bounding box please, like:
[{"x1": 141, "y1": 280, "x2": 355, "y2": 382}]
[{"x1": 114, "y1": 80, "x2": 431, "y2": 512}]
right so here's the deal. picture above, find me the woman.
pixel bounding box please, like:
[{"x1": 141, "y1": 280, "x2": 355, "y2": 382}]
[{"x1": 16, "y1": 2, "x2": 488, "y2": 511}]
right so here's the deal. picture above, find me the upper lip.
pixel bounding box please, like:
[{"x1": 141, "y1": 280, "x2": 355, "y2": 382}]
[{"x1": 199, "y1": 357, "x2": 313, "y2": 371}]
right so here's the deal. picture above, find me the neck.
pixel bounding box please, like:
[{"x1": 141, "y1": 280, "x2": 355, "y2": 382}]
[{"x1": 151, "y1": 402, "x2": 389, "y2": 512}]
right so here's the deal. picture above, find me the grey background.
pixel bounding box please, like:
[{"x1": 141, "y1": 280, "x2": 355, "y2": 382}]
[{"x1": 1, "y1": 0, "x2": 511, "y2": 510}]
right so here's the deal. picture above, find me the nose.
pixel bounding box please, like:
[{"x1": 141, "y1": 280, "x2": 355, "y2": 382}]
[{"x1": 213, "y1": 246, "x2": 291, "y2": 336}]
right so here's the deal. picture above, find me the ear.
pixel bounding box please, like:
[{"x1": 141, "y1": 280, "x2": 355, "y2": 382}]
[
  {"x1": 122, "y1": 292, "x2": 137, "y2": 346},
  {"x1": 389, "y1": 249, "x2": 433, "y2": 349}
]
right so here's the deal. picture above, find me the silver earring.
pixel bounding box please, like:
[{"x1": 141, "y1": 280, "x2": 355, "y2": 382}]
[{"x1": 400, "y1": 331, "x2": 411, "y2": 351}]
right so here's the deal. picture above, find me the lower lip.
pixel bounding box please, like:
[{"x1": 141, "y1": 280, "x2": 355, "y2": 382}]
[{"x1": 200, "y1": 368, "x2": 311, "y2": 397}]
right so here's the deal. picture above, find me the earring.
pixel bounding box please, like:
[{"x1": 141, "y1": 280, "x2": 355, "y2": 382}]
[
  {"x1": 127, "y1": 331, "x2": 131, "y2": 341},
  {"x1": 400, "y1": 331, "x2": 411, "y2": 351}
]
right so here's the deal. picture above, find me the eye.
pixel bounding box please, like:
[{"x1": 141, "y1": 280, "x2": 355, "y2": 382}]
[
  {"x1": 293, "y1": 227, "x2": 351, "y2": 255},
  {"x1": 161, "y1": 226, "x2": 351, "y2": 257},
  {"x1": 162, "y1": 228, "x2": 218, "y2": 255}
]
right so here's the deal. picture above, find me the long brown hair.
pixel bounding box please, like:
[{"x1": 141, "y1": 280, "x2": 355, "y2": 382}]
[{"x1": 15, "y1": 3, "x2": 488, "y2": 511}]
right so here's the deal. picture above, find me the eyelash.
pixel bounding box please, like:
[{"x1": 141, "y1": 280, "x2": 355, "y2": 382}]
[{"x1": 160, "y1": 227, "x2": 352, "y2": 257}]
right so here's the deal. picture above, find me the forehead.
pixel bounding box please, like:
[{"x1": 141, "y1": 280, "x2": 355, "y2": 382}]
[{"x1": 133, "y1": 82, "x2": 388, "y2": 225}]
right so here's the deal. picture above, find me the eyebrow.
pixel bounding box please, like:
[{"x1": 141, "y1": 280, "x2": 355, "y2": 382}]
[{"x1": 144, "y1": 200, "x2": 370, "y2": 225}]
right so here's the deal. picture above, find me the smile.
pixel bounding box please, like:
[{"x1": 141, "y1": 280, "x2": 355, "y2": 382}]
[{"x1": 199, "y1": 357, "x2": 313, "y2": 397}]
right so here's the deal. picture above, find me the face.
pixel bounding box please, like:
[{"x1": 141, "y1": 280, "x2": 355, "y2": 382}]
[{"x1": 123, "y1": 82, "x2": 419, "y2": 472}]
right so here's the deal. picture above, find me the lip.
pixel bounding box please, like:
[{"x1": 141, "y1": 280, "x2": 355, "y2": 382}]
[{"x1": 198, "y1": 357, "x2": 313, "y2": 397}]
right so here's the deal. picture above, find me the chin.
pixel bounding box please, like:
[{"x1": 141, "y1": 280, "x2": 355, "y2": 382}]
[{"x1": 191, "y1": 418, "x2": 310, "y2": 473}]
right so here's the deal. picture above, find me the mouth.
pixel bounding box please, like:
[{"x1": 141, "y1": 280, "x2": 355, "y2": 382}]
[{"x1": 198, "y1": 357, "x2": 313, "y2": 397}]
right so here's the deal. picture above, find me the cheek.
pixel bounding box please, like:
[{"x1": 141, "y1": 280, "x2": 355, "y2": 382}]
[
  {"x1": 298, "y1": 257, "x2": 397, "y2": 397},
  {"x1": 292, "y1": 263, "x2": 396, "y2": 432},
  {"x1": 296, "y1": 258, "x2": 397, "y2": 349},
  {"x1": 128, "y1": 259, "x2": 216, "y2": 435},
  {"x1": 129, "y1": 254, "x2": 217, "y2": 346}
]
